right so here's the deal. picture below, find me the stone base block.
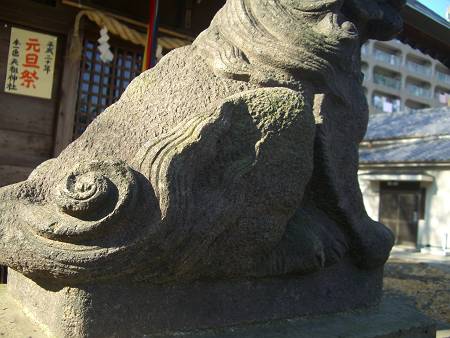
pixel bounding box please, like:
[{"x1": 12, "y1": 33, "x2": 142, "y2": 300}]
[
  {"x1": 164, "y1": 295, "x2": 436, "y2": 338},
  {"x1": 1, "y1": 286, "x2": 436, "y2": 338},
  {"x1": 2, "y1": 259, "x2": 435, "y2": 338}
]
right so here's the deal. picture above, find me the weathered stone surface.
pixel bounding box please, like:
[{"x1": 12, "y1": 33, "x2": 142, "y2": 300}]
[
  {"x1": 0, "y1": 0, "x2": 413, "y2": 336},
  {"x1": 157, "y1": 295, "x2": 436, "y2": 338},
  {"x1": 1, "y1": 278, "x2": 436, "y2": 338},
  {"x1": 7, "y1": 260, "x2": 384, "y2": 337}
]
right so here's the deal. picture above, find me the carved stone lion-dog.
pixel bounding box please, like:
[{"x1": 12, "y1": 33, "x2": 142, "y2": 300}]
[{"x1": 0, "y1": 0, "x2": 405, "y2": 285}]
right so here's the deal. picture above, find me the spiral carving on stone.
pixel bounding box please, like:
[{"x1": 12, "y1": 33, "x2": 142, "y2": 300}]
[
  {"x1": 55, "y1": 171, "x2": 112, "y2": 219},
  {"x1": 26, "y1": 160, "x2": 139, "y2": 243}
]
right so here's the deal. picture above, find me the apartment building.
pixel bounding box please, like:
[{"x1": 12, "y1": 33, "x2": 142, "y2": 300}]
[{"x1": 361, "y1": 39, "x2": 450, "y2": 115}]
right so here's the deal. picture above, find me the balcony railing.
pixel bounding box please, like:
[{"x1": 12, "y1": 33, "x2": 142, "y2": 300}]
[
  {"x1": 406, "y1": 61, "x2": 432, "y2": 77},
  {"x1": 406, "y1": 84, "x2": 431, "y2": 98},
  {"x1": 373, "y1": 73, "x2": 401, "y2": 90},
  {"x1": 436, "y1": 71, "x2": 450, "y2": 85},
  {"x1": 373, "y1": 49, "x2": 401, "y2": 66}
]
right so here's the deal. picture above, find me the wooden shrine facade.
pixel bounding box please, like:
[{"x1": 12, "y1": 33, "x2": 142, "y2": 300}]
[{"x1": 0, "y1": 0, "x2": 221, "y2": 188}]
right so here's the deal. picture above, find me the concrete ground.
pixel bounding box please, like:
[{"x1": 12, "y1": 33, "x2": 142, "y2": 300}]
[
  {"x1": 0, "y1": 285, "x2": 50, "y2": 338},
  {"x1": 385, "y1": 246, "x2": 450, "y2": 338}
]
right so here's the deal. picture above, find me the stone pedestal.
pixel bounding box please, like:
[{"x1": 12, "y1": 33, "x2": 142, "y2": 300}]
[
  {"x1": 164, "y1": 295, "x2": 436, "y2": 338},
  {"x1": 2, "y1": 272, "x2": 436, "y2": 338},
  {"x1": 6, "y1": 258, "x2": 385, "y2": 338}
]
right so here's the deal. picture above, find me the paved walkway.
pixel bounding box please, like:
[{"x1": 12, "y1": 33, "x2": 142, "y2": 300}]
[
  {"x1": 390, "y1": 246, "x2": 450, "y2": 271},
  {"x1": 386, "y1": 246, "x2": 450, "y2": 337},
  {"x1": 0, "y1": 285, "x2": 49, "y2": 338}
]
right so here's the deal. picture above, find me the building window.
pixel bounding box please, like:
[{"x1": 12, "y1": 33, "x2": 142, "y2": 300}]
[
  {"x1": 405, "y1": 55, "x2": 432, "y2": 77},
  {"x1": 373, "y1": 67, "x2": 401, "y2": 90},
  {"x1": 373, "y1": 45, "x2": 402, "y2": 67},
  {"x1": 73, "y1": 38, "x2": 143, "y2": 139},
  {"x1": 405, "y1": 78, "x2": 431, "y2": 99},
  {"x1": 436, "y1": 66, "x2": 450, "y2": 85},
  {"x1": 372, "y1": 92, "x2": 401, "y2": 113}
]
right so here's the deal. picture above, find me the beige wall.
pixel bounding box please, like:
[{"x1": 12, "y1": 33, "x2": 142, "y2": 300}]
[
  {"x1": 359, "y1": 179, "x2": 380, "y2": 221},
  {"x1": 421, "y1": 170, "x2": 450, "y2": 249},
  {"x1": 359, "y1": 169, "x2": 450, "y2": 250}
]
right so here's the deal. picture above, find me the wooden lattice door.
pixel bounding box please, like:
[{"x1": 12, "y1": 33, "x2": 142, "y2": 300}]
[{"x1": 73, "y1": 34, "x2": 143, "y2": 139}]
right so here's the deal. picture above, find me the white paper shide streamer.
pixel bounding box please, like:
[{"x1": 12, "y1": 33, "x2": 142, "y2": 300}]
[{"x1": 98, "y1": 26, "x2": 114, "y2": 63}]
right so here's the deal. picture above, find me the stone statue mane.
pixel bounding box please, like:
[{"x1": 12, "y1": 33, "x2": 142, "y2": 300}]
[
  {"x1": 195, "y1": 0, "x2": 361, "y2": 95},
  {"x1": 0, "y1": 0, "x2": 405, "y2": 286},
  {"x1": 195, "y1": 0, "x2": 359, "y2": 83}
]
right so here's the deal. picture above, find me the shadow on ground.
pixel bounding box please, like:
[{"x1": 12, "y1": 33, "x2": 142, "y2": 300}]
[{"x1": 384, "y1": 259, "x2": 450, "y2": 330}]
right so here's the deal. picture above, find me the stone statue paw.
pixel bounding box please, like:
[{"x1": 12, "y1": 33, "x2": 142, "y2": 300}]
[{"x1": 352, "y1": 219, "x2": 395, "y2": 269}]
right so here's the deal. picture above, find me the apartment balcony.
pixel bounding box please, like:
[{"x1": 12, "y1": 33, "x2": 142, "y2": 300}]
[
  {"x1": 406, "y1": 84, "x2": 431, "y2": 99},
  {"x1": 404, "y1": 99, "x2": 430, "y2": 113},
  {"x1": 435, "y1": 91, "x2": 449, "y2": 106},
  {"x1": 372, "y1": 102, "x2": 401, "y2": 113},
  {"x1": 372, "y1": 93, "x2": 401, "y2": 113},
  {"x1": 373, "y1": 49, "x2": 401, "y2": 67},
  {"x1": 373, "y1": 73, "x2": 401, "y2": 90},
  {"x1": 436, "y1": 71, "x2": 450, "y2": 86},
  {"x1": 405, "y1": 61, "x2": 432, "y2": 77}
]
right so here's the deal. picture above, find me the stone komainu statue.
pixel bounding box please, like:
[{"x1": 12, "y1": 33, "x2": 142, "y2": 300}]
[{"x1": 0, "y1": 0, "x2": 405, "y2": 285}]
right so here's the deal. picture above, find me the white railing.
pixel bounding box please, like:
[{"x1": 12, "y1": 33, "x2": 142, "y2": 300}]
[
  {"x1": 373, "y1": 73, "x2": 401, "y2": 90},
  {"x1": 406, "y1": 61, "x2": 432, "y2": 77},
  {"x1": 406, "y1": 84, "x2": 431, "y2": 98}
]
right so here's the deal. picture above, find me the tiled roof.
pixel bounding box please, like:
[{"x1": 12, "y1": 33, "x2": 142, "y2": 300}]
[
  {"x1": 364, "y1": 107, "x2": 450, "y2": 141},
  {"x1": 360, "y1": 107, "x2": 450, "y2": 164},
  {"x1": 360, "y1": 137, "x2": 450, "y2": 164}
]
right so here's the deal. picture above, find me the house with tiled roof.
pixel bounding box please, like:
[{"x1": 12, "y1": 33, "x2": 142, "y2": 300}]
[{"x1": 359, "y1": 107, "x2": 450, "y2": 254}]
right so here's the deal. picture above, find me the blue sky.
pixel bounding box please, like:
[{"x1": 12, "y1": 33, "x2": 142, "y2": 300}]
[{"x1": 417, "y1": 0, "x2": 450, "y2": 18}]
